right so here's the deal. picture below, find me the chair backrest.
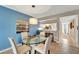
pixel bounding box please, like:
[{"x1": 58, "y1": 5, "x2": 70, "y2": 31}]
[
  {"x1": 40, "y1": 32, "x2": 45, "y2": 37},
  {"x1": 8, "y1": 37, "x2": 18, "y2": 54},
  {"x1": 44, "y1": 35, "x2": 52, "y2": 54},
  {"x1": 21, "y1": 32, "x2": 29, "y2": 41}
]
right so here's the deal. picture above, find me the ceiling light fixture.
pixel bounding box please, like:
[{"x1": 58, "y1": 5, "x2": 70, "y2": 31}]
[{"x1": 29, "y1": 18, "x2": 38, "y2": 24}]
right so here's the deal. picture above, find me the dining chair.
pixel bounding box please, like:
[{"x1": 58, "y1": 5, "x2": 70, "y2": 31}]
[
  {"x1": 21, "y1": 32, "x2": 29, "y2": 43},
  {"x1": 8, "y1": 37, "x2": 31, "y2": 54},
  {"x1": 33, "y1": 34, "x2": 52, "y2": 54},
  {"x1": 39, "y1": 32, "x2": 45, "y2": 38}
]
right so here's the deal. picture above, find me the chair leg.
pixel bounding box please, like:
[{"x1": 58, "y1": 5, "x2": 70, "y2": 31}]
[
  {"x1": 34, "y1": 50, "x2": 37, "y2": 54},
  {"x1": 29, "y1": 50, "x2": 31, "y2": 54},
  {"x1": 48, "y1": 50, "x2": 50, "y2": 54}
]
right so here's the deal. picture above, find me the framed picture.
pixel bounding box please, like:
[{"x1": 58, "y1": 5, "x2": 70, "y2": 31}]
[
  {"x1": 70, "y1": 20, "x2": 74, "y2": 29},
  {"x1": 16, "y1": 20, "x2": 29, "y2": 33}
]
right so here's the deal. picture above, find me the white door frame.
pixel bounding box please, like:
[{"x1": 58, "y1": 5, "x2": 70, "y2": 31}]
[
  {"x1": 59, "y1": 15, "x2": 79, "y2": 47},
  {"x1": 74, "y1": 15, "x2": 78, "y2": 47}
]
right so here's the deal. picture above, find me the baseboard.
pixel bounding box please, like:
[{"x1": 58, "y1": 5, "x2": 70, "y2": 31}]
[
  {"x1": 0, "y1": 43, "x2": 22, "y2": 54},
  {"x1": 0, "y1": 47, "x2": 11, "y2": 53}
]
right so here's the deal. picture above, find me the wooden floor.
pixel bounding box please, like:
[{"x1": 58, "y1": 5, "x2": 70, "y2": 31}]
[
  {"x1": 1, "y1": 40, "x2": 79, "y2": 54},
  {"x1": 1, "y1": 33, "x2": 79, "y2": 54},
  {"x1": 49, "y1": 42, "x2": 79, "y2": 54}
]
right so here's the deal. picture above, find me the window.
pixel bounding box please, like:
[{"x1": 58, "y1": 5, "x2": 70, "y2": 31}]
[
  {"x1": 51, "y1": 23, "x2": 57, "y2": 31},
  {"x1": 40, "y1": 23, "x2": 57, "y2": 31},
  {"x1": 40, "y1": 24, "x2": 50, "y2": 29}
]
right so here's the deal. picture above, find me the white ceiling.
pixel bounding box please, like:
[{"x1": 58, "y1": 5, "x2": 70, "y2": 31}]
[
  {"x1": 4, "y1": 5, "x2": 79, "y2": 18},
  {"x1": 60, "y1": 15, "x2": 77, "y2": 23}
]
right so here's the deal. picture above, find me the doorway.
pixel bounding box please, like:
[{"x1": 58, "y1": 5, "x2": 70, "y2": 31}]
[{"x1": 59, "y1": 15, "x2": 78, "y2": 47}]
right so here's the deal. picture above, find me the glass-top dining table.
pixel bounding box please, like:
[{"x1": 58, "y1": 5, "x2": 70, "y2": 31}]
[{"x1": 22, "y1": 36, "x2": 47, "y2": 45}]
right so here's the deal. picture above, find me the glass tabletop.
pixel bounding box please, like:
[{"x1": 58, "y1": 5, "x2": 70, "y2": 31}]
[{"x1": 22, "y1": 36, "x2": 47, "y2": 45}]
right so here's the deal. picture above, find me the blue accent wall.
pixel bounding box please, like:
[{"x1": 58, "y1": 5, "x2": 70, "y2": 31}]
[
  {"x1": 29, "y1": 25, "x2": 39, "y2": 36},
  {"x1": 0, "y1": 6, "x2": 38, "y2": 51}
]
